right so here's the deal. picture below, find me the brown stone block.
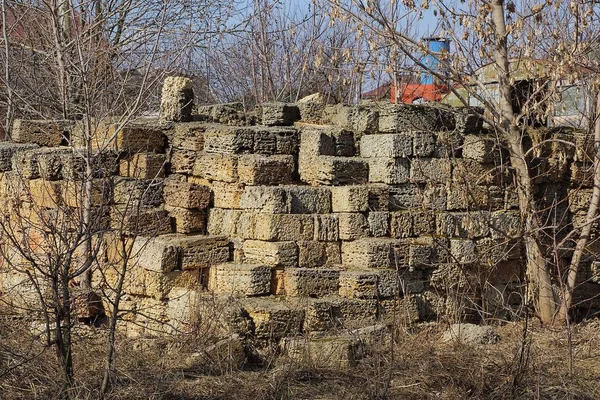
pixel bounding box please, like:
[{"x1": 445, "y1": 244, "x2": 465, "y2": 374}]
[
  {"x1": 119, "y1": 153, "x2": 165, "y2": 179},
  {"x1": 237, "y1": 154, "x2": 295, "y2": 185},
  {"x1": 163, "y1": 180, "x2": 211, "y2": 209}
]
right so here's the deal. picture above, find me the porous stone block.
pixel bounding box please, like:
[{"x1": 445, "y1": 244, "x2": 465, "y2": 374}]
[
  {"x1": 253, "y1": 213, "x2": 314, "y2": 241},
  {"x1": 390, "y1": 211, "x2": 413, "y2": 238},
  {"x1": 376, "y1": 269, "x2": 424, "y2": 297},
  {"x1": 388, "y1": 184, "x2": 421, "y2": 210},
  {"x1": 207, "y1": 208, "x2": 255, "y2": 239},
  {"x1": 452, "y1": 159, "x2": 501, "y2": 186},
  {"x1": 303, "y1": 297, "x2": 378, "y2": 332},
  {"x1": 453, "y1": 107, "x2": 484, "y2": 133},
  {"x1": 314, "y1": 214, "x2": 339, "y2": 241},
  {"x1": 12, "y1": 119, "x2": 66, "y2": 146},
  {"x1": 489, "y1": 211, "x2": 521, "y2": 239},
  {"x1": 193, "y1": 153, "x2": 238, "y2": 183},
  {"x1": 284, "y1": 268, "x2": 340, "y2": 297},
  {"x1": 129, "y1": 235, "x2": 179, "y2": 273},
  {"x1": 378, "y1": 104, "x2": 453, "y2": 132},
  {"x1": 462, "y1": 135, "x2": 499, "y2": 163},
  {"x1": 28, "y1": 178, "x2": 62, "y2": 208},
  {"x1": 285, "y1": 186, "x2": 331, "y2": 214},
  {"x1": 410, "y1": 158, "x2": 451, "y2": 184},
  {"x1": 281, "y1": 335, "x2": 359, "y2": 369},
  {"x1": 110, "y1": 206, "x2": 172, "y2": 235},
  {"x1": 297, "y1": 93, "x2": 325, "y2": 123},
  {"x1": 243, "y1": 240, "x2": 298, "y2": 268},
  {"x1": 170, "y1": 149, "x2": 196, "y2": 174},
  {"x1": 237, "y1": 154, "x2": 294, "y2": 185},
  {"x1": 113, "y1": 125, "x2": 167, "y2": 153},
  {"x1": 251, "y1": 126, "x2": 300, "y2": 155},
  {"x1": 331, "y1": 186, "x2": 368, "y2": 212},
  {"x1": 301, "y1": 156, "x2": 369, "y2": 186},
  {"x1": 203, "y1": 126, "x2": 254, "y2": 154},
  {"x1": 241, "y1": 298, "x2": 304, "y2": 339},
  {"x1": 11, "y1": 147, "x2": 47, "y2": 179},
  {"x1": 368, "y1": 212, "x2": 389, "y2": 237},
  {"x1": 411, "y1": 210, "x2": 436, "y2": 236},
  {"x1": 330, "y1": 104, "x2": 379, "y2": 134},
  {"x1": 212, "y1": 182, "x2": 244, "y2": 209},
  {"x1": 422, "y1": 183, "x2": 447, "y2": 211},
  {"x1": 164, "y1": 234, "x2": 229, "y2": 270},
  {"x1": 436, "y1": 211, "x2": 490, "y2": 239},
  {"x1": 36, "y1": 148, "x2": 73, "y2": 180},
  {"x1": 239, "y1": 186, "x2": 287, "y2": 213},
  {"x1": 171, "y1": 122, "x2": 206, "y2": 150},
  {"x1": 60, "y1": 179, "x2": 112, "y2": 208},
  {"x1": 408, "y1": 236, "x2": 449, "y2": 269},
  {"x1": 449, "y1": 238, "x2": 477, "y2": 264},
  {"x1": 338, "y1": 213, "x2": 370, "y2": 241},
  {"x1": 434, "y1": 130, "x2": 463, "y2": 157},
  {"x1": 446, "y1": 183, "x2": 489, "y2": 210},
  {"x1": 412, "y1": 131, "x2": 436, "y2": 157},
  {"x1": 119, "y1": 153, "x2": 165, "y2": 179},
  {"x1": 568, "y1": 189, "x2": 593, "y2": 213},
  {"x1": 0, "y1": 142, "x2": 38, "y2": 172},
  {"x1": 360, "y1": 134, "x2": 412, "y2": 158},
  {"x1": 571, "y1": 162, "x2": 594, "y2": 187},
  {"x1": 299, "y1": 128, "x2": 336, "y2": 157},
  {"x1": 210, "y1": 263, "x2": 271, "y2": 296},
  {"x1": 261, "y1": 102, "x2": 300, "y2": 126},
  {"x1": 165, "y1": 205, "x2": 207, "y2": 233},
  {"x1": 342, "y1": 238, "x2": 401, "y2": 269},
  {"x1": 297, "y1": 241, "x2": 341, "y2": 268},
  {"x1": 368, "y1": 157, "x2": 409, "y2": 184},
  {"x1": 163, "y1": 180, "x2": 211, "y2": 209},
  {"x1": 367, "y1": 184, "x2": 390, "y2": 211},
  {"x1": 160, "y1": 76, "x2": 194, "y2": 122},
  {"x1": 339, "y1": 271, "x2": 378, "y2": 299},
  {"x1": 113, "y1": 177, "x2": 163, "y2": 206}
]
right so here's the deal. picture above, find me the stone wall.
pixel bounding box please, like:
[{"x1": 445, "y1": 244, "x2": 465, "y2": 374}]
[{"x1": 0, "y1": 97, "x2": 598, "y2": 342}]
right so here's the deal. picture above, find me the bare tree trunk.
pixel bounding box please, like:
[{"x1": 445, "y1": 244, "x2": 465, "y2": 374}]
[
  {"x1": 1, "y1": 0, "x2": 13, "y2": 139},
  {"x1": 491, "y1": 0, "x2": 556, "y2": 323},
  {"x1": 558, "y1": 90, "x2": 600, "y2": 320}
]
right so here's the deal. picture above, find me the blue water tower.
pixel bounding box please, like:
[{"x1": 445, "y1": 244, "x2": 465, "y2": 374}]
[{"x1": 420, "y1": 37, "x2": 451, "y2": 85}]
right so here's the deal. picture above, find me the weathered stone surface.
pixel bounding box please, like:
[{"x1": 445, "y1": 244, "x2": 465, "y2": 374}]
[
  {"x1": 360, "y1": 134, "x2": 412, "y2": 158},
  {"x1": 301, "y1": 156, "x2": 369, "y2": 186},
  {"x1": 412, "y1": 131, "x2": 436, "y2": 157},
  {"x1": 378, "y1": 104, "x2": 454, "y2": 132},
  {"x1": 449, "y1": 238, "x2": 477, "y2": 264},
  {"x1": 339, "y1": 271, "x2": 378, "y2": 299},
  {"x1": 239, "y1": 186, "x2": 287, "y2": 213},
  {"x1": 410, "y1": 158, "x2": 452, "y2": 184},
  {"x1": 261, "y1": 102, "x2": 300, "y2": 126},
  {"x1": 129, "y1": 235, "x2": 179, "y2": 273},
  {"x1": 160, "y1": 76, "x2": 194, "y2": 122},
  {"x1": 446, "y1": 183, "x2": 489, "y2": 210},
  {"x1": 183, "y1": 334, "x2": 246, "y2": 373},
  {"x1": 237, "y1": 154, "x2": 294, "y2": 185},
  {"x1": 171, "y1": 122, "x2": 206, "y2": 150},
  {"x1": 119, "y1": 153, "x2": 165, "y2": 179},
  {"x1": 286, "y1": 186, "x2": 331, "y2": 214},
  {"x1": 251, "y1": 126, "x2": 300, "y2": 155},
  {"x1": 166, "y1": 234, "x2": 229, "y2": 270},
  {"x1": 338, "y1": 213, "x2": 370, "y2": 241},
  {"x1": 314, "y1": 214, "x2": 339, "y2": 241},
  {"x1": 441, "y1": 323, "x2": 499, "y2": 344},
  {"x1": 203, "y1": 126, "x2": 254, "y2": 154},
  {"x1": 0, "y1": 143, "x2": 37, "y2": 172},
  {"x1": 210, "y1": 263, "x2": 271, "y2": 296},
  {"x1": 436, "y1": 211, "x2": 490, "y2": 239},
  {"x1": 241, "y1": 298, "x2": 304, "y2": 339},
  {"x1": 110, "y1": 206, "x2": 172, "y2": 235},
  {"x1": 12, "y1": 119, "x2": 67, "y2": 146},
  {"x1": 367, "y1": 184, "x2": 390, "y2": 211},
  {"x1": 281, "y1": 334, "x2": 364, "y2": 369},
  {"x1": 376, "y1": 269, "x2": 424, "y2": 297},
  {"x1": 368, "y1": 157, "x2": 409, "y2": 184},
  {"x1": 462, "y1": 135, "x2": 500, "y2": 163},
  {"x1": 28, "y1": 178, "x2": 62, "y2": 208},
  {"x1": 453, "y1": 107, "x2": 484, "y2": 133},
  {"x1": 297, "y1": 241, "x2": 341, "y2": 268},
  {"x1": 207, "y1": 208, "x2": 254, "y2": 239},
  {"x1": 212, "y1": 182, "x2": 244, "y2": 209},
  {"x1": 165, "y1": 205, "x2": 207, "y2": 233},
  {"x1": 329, "y1": 104, "x2": 379, "y2": 134},
  {"x1": 408, "y1": 236, "x2": 449, "y2": 269},
  {"x1": 170, "y1": 149, "x2": 197, "y2": 174},
  {"x1": 390, "y1": 211, "x2": 413, "y2": 238},
  {"x1": 113, "y1": 177, "x2": 163, "y2": 206},
  {"x1": 331, "y1": 186, "x2": 369, "y2": 212},
  {"x1": 388, "y1": 184, "x2": 421, "y2": 210},
  {"x1": 193, "y1": 153, "x2": 238, "y2": 182},
  {"x1": 297, "y1": 93, "x2": 325, "y2": 123},
  {"x1": 489, "y1": 211, "x2": 521, "y2": 239},
  {"x1": 35, "y1": 148, "x2": 74, "y2": 180},
  {"x1": 303, "y1": 297, "x2": 378, "y2": 332},
  {"x1": 284, "y1": 268, "x2": 340, "y2": 297},
  {"x1": 163, "y1": 180, "x2": 211, "y2": 209},
  {"x1": 342, "y1": 238, "x2": 402, "y2": 269},
  {"x1": 253, "y1": 213, "x2": 315, "y2": 241},
  {"x1": 368, "y1": 212, "x2": 389, "y2": 237},
  {"x1": 243, "y1": 240, "x2": 298, "y2": 268},
  {"x1": 452, "y1": 159, "x2": 501, "y2": 186}
]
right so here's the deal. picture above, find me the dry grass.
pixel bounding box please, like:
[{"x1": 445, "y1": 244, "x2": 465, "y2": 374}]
[{"x1": 2, "y1": 318, "x2": 600, "y2": 399}]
